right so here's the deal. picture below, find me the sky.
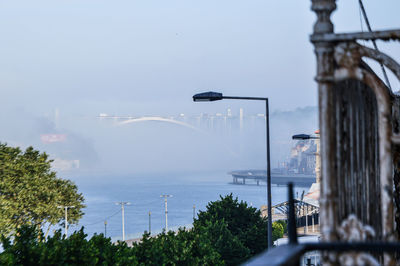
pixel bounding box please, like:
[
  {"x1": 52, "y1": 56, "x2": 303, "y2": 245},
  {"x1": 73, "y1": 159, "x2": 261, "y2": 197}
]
[{"x1": 0, "y1": 0, "x2": 399, "y2": 174}]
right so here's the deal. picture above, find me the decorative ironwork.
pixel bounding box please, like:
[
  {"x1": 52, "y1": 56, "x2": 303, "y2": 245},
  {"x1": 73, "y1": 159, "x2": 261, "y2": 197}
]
[
  {"x1": 310, "y1": 0, "x2": 400, "y2": 264},
  {"x1": 337, "y1": 215, "x2": 379, "y2": 265},
  {"x1": 246, "y1": 184, "x2": 400, "y2": 266},
  {"x1": 247, "y1": 1, "x2": 400, "y2": 265}
]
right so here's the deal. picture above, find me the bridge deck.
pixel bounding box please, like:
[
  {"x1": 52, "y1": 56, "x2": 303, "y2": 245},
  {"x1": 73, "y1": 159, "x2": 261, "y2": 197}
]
[{"x1": 230, "y1": 170, "x2": 315, "y2": 186}]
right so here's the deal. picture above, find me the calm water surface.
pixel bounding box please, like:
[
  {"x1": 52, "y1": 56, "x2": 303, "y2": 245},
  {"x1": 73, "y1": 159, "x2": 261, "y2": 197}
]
[{"x1": 67, "y1": 171, "x2": 309, "y2": 241}]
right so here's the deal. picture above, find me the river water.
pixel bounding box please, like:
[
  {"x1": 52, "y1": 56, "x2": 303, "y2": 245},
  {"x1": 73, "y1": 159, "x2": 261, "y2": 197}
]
[{"x1": 67, "y1": 171, "x2": 309, "y2": 241}]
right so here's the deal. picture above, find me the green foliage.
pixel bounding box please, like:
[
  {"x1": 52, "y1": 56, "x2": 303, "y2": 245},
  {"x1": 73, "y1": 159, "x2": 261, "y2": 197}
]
[
  {"x1": 194, "y1": 194, "x2": 268, "y2": 265},
  {"x1": 195, "y1": 219, "x2": 249, "y2": 265},
  {"x1": 0, "y1": 193, "x2": 283, "y2": 265},
  {"x1": 0, "y1": 225, "x2": 138, "y2": 265},
  {"x1": 0, "y1": 143, "x2": 85, "y2": 236},
  {"x1": 0, "y1": 225, "x2": 219, "y2": 266},
  {"x1": 0, "y1": 225, "x2": 43, "y2": 265},
  {"x1": 274, "y1": 219, "x2": 288, "y2": 234},
  {"x1": 132, "y1": 229, "x2": 222, "y2": 265},
  {"x1": 272, "y1": 221, "x2": 284, "y2": 241}
]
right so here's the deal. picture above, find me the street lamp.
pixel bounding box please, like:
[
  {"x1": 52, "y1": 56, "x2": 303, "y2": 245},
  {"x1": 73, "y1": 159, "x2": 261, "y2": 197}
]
[
  {"x1": 292, "y1": 134, "x2": 319, "y2": 140},
  {"x1": 292, "y1": 131, "x2": 321, "y2": 183},
  {"x1": 115, "y1": 202, "x2": 131, "y2": 241},
  {"x1": 161, "y1": 194, "x2": 173, "y2": 231},
  {"x1": 193, "y1": 91, "x2": 273, "y2": 248},
  {"x1": 57, "y1": 205, "x2": 75, "y2": 237}
]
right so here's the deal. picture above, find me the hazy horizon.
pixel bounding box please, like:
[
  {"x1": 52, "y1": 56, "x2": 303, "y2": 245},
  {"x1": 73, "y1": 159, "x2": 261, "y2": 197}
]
[{"x1": 0, "y1": 1, "x2": 399, "y2": 176}]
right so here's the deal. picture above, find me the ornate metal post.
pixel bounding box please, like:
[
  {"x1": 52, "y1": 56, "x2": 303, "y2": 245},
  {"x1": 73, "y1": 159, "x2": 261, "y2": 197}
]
[{"x1": 311, "y1": 0, "x2": 337, "y2": 244}]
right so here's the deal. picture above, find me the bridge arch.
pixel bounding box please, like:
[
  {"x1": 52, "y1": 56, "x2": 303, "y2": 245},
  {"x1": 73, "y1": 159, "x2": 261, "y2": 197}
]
[
  {"x1": 118, "y1": 116, "x2": 202, "y2": 132},
  {"x1": 117, "y1": 116, "x2": 238, "y2": 156}
]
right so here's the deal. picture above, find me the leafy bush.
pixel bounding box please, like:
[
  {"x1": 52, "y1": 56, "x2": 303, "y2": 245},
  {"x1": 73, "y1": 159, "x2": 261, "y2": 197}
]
[
  {"x1": 274, "y1": 219, "x2": 288, "y2": 234},
  {"x1": 193, "y1": 194, "x2": 268, "y2": 265},
  {"x1": 0, "y1": 195, "x2": 280, "y2": 265},
  {"x1": 272, "y1": 221, "x2": 284, "y2": 241},
  {"x1": 0, "y1": 226, "x2": 137, "y2": 265}
]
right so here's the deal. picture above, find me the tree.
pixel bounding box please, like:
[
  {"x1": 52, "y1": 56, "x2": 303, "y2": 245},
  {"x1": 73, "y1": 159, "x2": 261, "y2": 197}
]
[
  {"x1": 274, "y1": 219, "x2": 287, "y2": 234},
  {"x1": 0, "y1": 225, "x2": 138, "y2": 265},
  {"x1": 0, "y1": 195, "x2": 281, "y2": 265},
  {"x1": 132, "y1": 229, "x2": 223, "y2": 265},
  {"x1": 272, "y1": 221, "x2": 284, "y2": 241},
  {"x1": 0, "y1": 143, "x2": 85, "y2": 237},
  {"x1": 195, "y1": 219, "x2": 249, "y2": 265},
  {"x1": 193, "y1": 194, "x2": 268, "y2": 265}
]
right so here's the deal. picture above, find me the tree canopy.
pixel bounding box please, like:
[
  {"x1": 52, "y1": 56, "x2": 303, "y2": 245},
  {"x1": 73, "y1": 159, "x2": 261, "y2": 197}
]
[
  {"x1": 0, "y1": 186, "x2": 285, "y2": 265},
  {"x1": 0, "y1": 225, "x2": 223, "y2": 265},
  {"x1": 0, "y1": 143, "x2": 85, "y2": 236},
  {"x1": 193, "y1": 194, "x2": 269, "y2": 264}
]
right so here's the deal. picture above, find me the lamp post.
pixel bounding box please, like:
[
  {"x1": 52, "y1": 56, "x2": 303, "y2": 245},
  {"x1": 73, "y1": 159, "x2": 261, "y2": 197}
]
[
  {"x1": 149, "y1": 211, "x2": 151, "y2": 234},
  {"x1": 193, "y1": 91, "x2": 273, "y2": 248},
  {"x1": 160, "y1": 194, "x2": 173, "y2": 231},
  {"x1": 292, "y1": 131, "x2": 320, "y2": 184},
  {"x1": 57, "y1": 205, "x2": 75, "y2": 237},
  {"x1": 116, "y1": 201, "x2": 131, "y2": 241},
  {"x1": 292, "y1": 134, "x2": 319, "y2": 140}
]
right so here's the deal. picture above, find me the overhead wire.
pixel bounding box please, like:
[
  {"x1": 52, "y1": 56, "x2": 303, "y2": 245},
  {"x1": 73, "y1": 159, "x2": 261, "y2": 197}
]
[
  {"x1": 81, "y1": 209, "x2": 121, "y2": 227},
  {"x1": 71, "y1": 198, "x2": 164, "y2": 230},
  {"x1": 358, "y1": 4, "x2": 366, "y2": 46},
  {"x1": 358, "y1": 0, "x2": 392, "y2": 90}
]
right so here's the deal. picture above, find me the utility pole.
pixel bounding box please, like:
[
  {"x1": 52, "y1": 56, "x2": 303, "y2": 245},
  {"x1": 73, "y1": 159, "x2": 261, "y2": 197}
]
[
  {"x1": 57, "y1": 205, "x2": 75, "y2": 237},
  {"x1": 104, "y1": 220, "x2": 107, "y2": 237},
  {"x1": 193, "y1": 204, "x2": 196, "y2": 220},
  {"x1": 115, "y1": 202, "x2": 131, "y2": 241},
  {"x1": 148, "y1": 211, "x2": 151, "y2": 234},
  {"x1": 160, "y1": 195, "x2": 172, "y2": 231}
]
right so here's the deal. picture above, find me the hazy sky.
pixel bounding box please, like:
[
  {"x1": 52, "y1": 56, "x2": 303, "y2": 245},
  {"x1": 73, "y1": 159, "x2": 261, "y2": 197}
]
[
  {"x1": 0, "y1": 1, "x2": 399, "y2": 174},
  {"x1": 1, "y1": 0, "x2": 399, "y2": 117}
]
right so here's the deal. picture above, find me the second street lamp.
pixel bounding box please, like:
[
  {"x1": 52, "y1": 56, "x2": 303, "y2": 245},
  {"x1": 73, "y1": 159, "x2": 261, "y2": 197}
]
[
  {"x1": 57, "y1": 205, "x2": 75, "y2": 237},
  {"x1": 293, "y1": 131, "x2": 321, "y2": 184},
  {"x1": 193, "y1": 91, "x2": 273, "y2": 248},
  {"x1": 292, "y1": 134, "x2": 319, "y2": 140}
]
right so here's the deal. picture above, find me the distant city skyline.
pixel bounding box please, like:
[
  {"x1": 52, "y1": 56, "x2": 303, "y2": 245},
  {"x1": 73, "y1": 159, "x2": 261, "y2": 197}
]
[
  {"x1": 0, "y1": 1, "x2": 399, "y2": 119},
  {"x1": 0, "y1": 1, "x2": 396, "y2": 175}
]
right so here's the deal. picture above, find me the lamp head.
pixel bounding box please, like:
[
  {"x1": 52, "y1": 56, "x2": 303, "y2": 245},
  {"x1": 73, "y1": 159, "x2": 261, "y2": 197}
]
[
  {"x1": 193, "y1": 91, "x2": 223, "y2": 102},
  {"x1": 292, "y1": 134, "x2": 311, "y2": 140}
]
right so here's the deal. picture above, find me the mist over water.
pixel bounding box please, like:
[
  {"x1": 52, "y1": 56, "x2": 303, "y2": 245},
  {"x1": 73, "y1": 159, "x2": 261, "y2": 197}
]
[
  {"x1": 43, "y1": 106, "x2": 316, "y2": 238},
  {"x1": 50, "y1": 105, "x2": 318, "y2": 175},
  {"x1": 69, "y1": 171, "x2": 310, "y2": 240},
  {"x1": 0, "y1": 105, "x2": 318, "y2": 174},
  {"x1": 0, "y1": 93, "x2": 318, "y2": 237},
  {"x1": 0, "y1": 104, "x2": 319, "y2": 238},
  {"x1": 1, "y1": 0, "x2": 400, "y2": 246},
  {"x1": 0, "y1": 0, "x2": 362, "y2": 240}
]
